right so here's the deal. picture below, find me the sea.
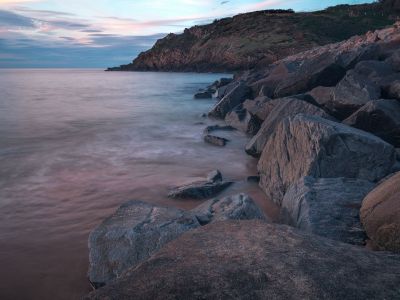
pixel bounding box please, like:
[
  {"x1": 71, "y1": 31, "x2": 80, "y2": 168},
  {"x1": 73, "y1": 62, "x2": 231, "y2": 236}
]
[{"x1": 0, "y1": 69, "x2": 277, "y2": 299}]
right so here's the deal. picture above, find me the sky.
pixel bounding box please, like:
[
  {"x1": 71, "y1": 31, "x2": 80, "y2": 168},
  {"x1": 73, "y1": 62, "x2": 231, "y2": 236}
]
[{"x1": 0, "y1": 0, "x2": 374, "y2": 68}]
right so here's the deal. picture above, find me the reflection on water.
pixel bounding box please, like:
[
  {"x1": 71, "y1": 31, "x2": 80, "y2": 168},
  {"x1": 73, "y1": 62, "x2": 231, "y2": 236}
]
[{"x1": 0, "y1": 69, "x2": 277, "y2": 300}]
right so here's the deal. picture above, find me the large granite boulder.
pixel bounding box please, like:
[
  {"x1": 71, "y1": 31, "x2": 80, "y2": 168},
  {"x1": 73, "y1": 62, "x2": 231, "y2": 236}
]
[
  {"x1": 258, "y1": 114, "x2": 396, "y2": 205},
  {"x1": 245, "y1": 98, "x2": 334, "y2": 157},
  {"x1": 86, "y1": 221, "x2": 400, "y2": 300},
  {"x1": 208, "y1": 82, "x2": 252, "y2": 119},
  {"x1": 88, "y1": 201, "x2": 200, "y2": 288},
  {"x1": 192, "y1": 193, "x2": 267, "y2": 225},
  {"x1": 281, "y1": 177, "x2": 375, "y2": 245},
  {"x1": 361, "y1": 172, "x2": 400, "y2": 253},
  {"x1": 343, "y1": 99, "x2": 400, "y2": 147},
  {"x1": 383, "y1": 79, "x2": 400, "y2": 99},
  {"x1": 242, "y1": 96, "x2": 272, "y2": 121}
]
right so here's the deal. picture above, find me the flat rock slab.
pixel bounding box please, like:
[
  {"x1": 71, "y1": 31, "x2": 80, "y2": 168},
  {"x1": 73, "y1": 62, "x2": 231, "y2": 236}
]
[
  {"x1": 281, "y1": 177, "x2": 375, "y2": 245},
  {"x1": 203, "y1": 124, "x2": 236, "y2": 135},
  {"x1": 204, "y1": 134, "x2": 229, "y2": 146},
  {"x1": 258, "y1": 114, "x2": 396, "y2": 205},
  {"x1": 194, "y1": 91, "x2": 212, "y2": 99},
  {"x1": 361, "y1": 171, "x2": 400, "y2": 253},
  {"x1": 88, "y1": 200, "x2": 200, "y2": 288},
  {"x1": 86, "y1": 221, "x2": 400, "y2": 300},
  {"x1": 88, "y1": 194, "x2": 265, "y2": 288},
  {"x1": 168, "y1": 180, "x2": 232, "y2": 199}
]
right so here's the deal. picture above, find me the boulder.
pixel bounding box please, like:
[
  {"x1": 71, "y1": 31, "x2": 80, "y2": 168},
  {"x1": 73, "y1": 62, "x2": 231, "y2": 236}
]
[
  {"x1": 206, "y1": 170, "x2": 222, "y2": 183},
  {"x1": 245, "y1": 98, "x2": 334, "y2": 157},
  {"x1": 383, "y1": 80, "x2": 400, "y2": 100},
  {"x1": 225, "y1": 104, "x2": 261, "y2": 135},
  {"x1": 192, "y1": 194, "x2": 267, "y2": 225},
  {"x1": 204, "y1": 134, "x2": 229, "y2": 147},
  {"x1": 86, "y1": 221, "x2": 400, "y2": 300},
  {"x1": 307, "y1": 86, "x2": 335, "y2": 109},
  {"x1": 208, "y1": 82, "x2": 252, "y2": 119},
  {"x1": 361, "y1": 171, "x2": 400, "y2": 253},
  {"x1": 88, "y1": 200, "x2": 200, "y2": 288},
  {"x1": 203, "y1": 124, "x2": 235, "y2": 135},
  {"x1": 281, "y1": 177, "x2": 375, "y2": 245},
  {"x1": 168, "y1": 180, "x2": 232, "y2": 200},
  {"x1": 242, "y1": 96, "x2": 272, "y2": 121},
  {"x1": 258, "y1": 114, "x2": 396, "y2": 205},
  {"x1": 343, "y1": 99, "x2": 400, "y2": 147},
  {"x1": 194, "y1": 91, "x2": 212, "y2": 99}
]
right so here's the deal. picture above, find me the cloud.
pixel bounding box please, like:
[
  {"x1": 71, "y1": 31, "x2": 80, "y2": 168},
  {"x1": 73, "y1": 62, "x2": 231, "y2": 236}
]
[{"x1": 0, "y1": 9, "x2": 36, "y2": 28}]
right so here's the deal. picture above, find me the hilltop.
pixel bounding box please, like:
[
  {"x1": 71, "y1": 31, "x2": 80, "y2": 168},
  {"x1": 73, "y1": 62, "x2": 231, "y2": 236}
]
[{"x1": 108, "y1": 1, "x2": 400, "y2": 72}]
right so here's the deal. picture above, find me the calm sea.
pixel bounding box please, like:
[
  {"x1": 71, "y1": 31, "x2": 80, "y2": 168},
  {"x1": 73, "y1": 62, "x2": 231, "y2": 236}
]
[{"x1": 0, "y1": 69, "x2": 276, "y2": 299}]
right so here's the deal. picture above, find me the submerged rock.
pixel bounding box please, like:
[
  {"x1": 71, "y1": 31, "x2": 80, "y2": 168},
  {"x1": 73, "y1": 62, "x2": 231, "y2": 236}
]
[
  {"x1": 245, "y1": 98, "x2": 334, "y2": 157},
  {"x1": 194, "y1": 91, "x2": 212, "y2": 99},
  {"x1": 203, "y1": 124, "x2": 235, "y2": 135},
  {"x1": 258, "y1": 114, "x2": 396, "y2": 205},
  {"x1": 206, "y1": 170, "x2": 222, "y2": 183},
  {"x1": 281, "y1": 177, "x2": 375, "y2": 245},
  {"x1": 86, "y1": 220, "x2": 400, "y2": 300},
  {"x1": 361, "y1": 171, "x2": 400, "y2": 253},
  {"x1": 204, "y1": 134, "x2": 229, "y2": 147},
  {"x1": 88, "y1": 201, "x2": 200, "y2": 288},
  {"x1": 343, "y1": 99, "x2": 400, "y2": 147}
]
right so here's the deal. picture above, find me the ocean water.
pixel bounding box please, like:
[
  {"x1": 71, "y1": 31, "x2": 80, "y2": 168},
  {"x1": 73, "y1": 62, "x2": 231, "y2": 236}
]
[{"x1": 0, "y1": 69, "x2": 277, "y2": 300}]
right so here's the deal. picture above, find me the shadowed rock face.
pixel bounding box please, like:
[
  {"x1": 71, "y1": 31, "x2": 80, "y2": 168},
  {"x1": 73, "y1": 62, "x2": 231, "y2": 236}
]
[
  {"x1": 281, "y1": 177, "x2": 375, "y2": 245},
  {"x1": 108, "y1": 3, "x2": 400, "y2": 72},
  {"x1": 361, "y1": 172, "x2": 400, "y2": 253},
  {"x1": 258, "y1": 114, "x2": 396, "y2": 205},
  {"x1": 344, "y1": 99, "x2": 400, "y2": 147},
  {"x1": 86, "y1": 221, "x2": 400, "y2": 300}
]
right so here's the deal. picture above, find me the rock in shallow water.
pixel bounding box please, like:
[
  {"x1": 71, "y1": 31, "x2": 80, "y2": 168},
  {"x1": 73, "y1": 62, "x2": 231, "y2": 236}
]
[
  {"x1": 361, "y1": 171, "x2": 400, "y2": 253},
  {"x1": 258, "y1": 114, "x2": 396, "y2": 205},
  {"x1": 88, "y1": 194, "x2": 265, "y2": 288},
  {"x1": 168, "y1": 180, "x2": 232, "y2": 199},
  {"x1": 194, "y1": 91, "x2": 212, "y2": 99},
  {"x1": 87, "y1": 200, "x2": 200, "y2": 288},
  {"x1": 281, "y1": 176, "x2": 375, "y2": 245},
  {"x1": 86, "y1": 220, "x2": 400, "y2": 300},
  {"x1": 203, "y1": 134, "x2": 229, "y2": 147}
]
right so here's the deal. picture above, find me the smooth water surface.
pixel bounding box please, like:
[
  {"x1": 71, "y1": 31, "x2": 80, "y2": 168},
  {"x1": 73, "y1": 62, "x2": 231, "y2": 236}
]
[{"x1": 0, "y1": 69, "x2": 277, "y2": 300}]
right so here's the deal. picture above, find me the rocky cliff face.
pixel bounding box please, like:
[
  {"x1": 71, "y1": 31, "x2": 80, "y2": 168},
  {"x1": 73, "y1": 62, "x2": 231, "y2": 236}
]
[{"x1": 109, "y1": 3, "x2": 399, "y2": 72}]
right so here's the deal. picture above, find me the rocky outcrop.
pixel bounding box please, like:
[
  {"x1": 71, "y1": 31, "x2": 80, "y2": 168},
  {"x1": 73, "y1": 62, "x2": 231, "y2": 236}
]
[
  {"x1": 88, "y1": 195, "x2": 265, "y2": 288},
  {"x1": 225, "y1": 104, "x2": 261, "y2": 135},
  {"x1": 168, "y1": 171, "x2": 232, "y2": 199},
  {"x1": 86, "y1": 221, "x2": 400, "y2": 300},
  {"x1": 281, "y1": 177, "x2": 375, "y2": 245},
  {"x1": 194, "y1": 91, "x2": 212, "y2": 99},
  {"x1": 343, "y1": 99, "x2": 400, "y2": 147},
  {"x1": 258, "y1": 114, "x2": 396, "y2": 205},
  {"x1": 87, "y1": 200, "x2": 200, "y2": 288},
  {"x1": 208, "y1": 82, "x2": 252, "y2": 119},
  {"x1": 361, "y1": 172, "x2": 400, "y2": 252},
  {"x1": 108, "y1": 3, "x2": 400, "y2": 72},
  {"x1": 245, "y1": 98, "x2": 334, "y2": 157}
]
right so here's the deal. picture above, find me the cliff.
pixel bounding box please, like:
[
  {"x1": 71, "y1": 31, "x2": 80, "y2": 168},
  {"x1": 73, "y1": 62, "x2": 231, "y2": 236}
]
[{"x1": 108, "y1": 2, "x2": 399, "y2": 72}]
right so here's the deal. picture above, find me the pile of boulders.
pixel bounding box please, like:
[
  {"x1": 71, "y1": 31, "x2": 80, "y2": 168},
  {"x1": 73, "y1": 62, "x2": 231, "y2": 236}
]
[{"x1": 86, "y1": 23, "x2": 400, "y2": 299}]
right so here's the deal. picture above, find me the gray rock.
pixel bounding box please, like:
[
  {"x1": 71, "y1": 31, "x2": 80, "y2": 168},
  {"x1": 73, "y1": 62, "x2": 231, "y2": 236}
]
[
  {"x1": 86, "y1": 220, "x2": 400, "y2": 300},
  {"x1": 242, "y1": 96, "x2": 272, "y2": 121},
  {"x1": 208, "y1": 82, "x2": 252, "y2": 119},
  {"x1": 383, "y1": 79, "x2": 400, "y2": 100},
  {"x1": 206, "y1": 170, "x2": 222, "y2": 183},
  {"x1": 168, "y1": 180, "x2": 232, "y2": 200},
  {"x1": 247, "y1": 175, "x2": 260, "y2": 183},
  {"x1": 361, "y1": 171, "x2": 400, "y2": 253},
  {"x1": 204, "y1": 134, "x2": 229, "y2": 147},
  {"x1": 343, "y1": 99, "x2": 400, "y2": 147},
  {"x1": 245, "y1": 98, "x2": 334, "y2": 157},
  {"x1": 225, "y1": 104, "x2": 261, "y2": 135},
  {"x1": 203, "y1": 124, "x2": 235, "y2": 135},
  {"x1": 88, "y1": 200, "x2": 200, "y2": 288},
  {"x1": 192, "y1": 194, "x2": 267, "y2": 225},
  {"x1": 281, "y1": 177, "x2": 375, "y2": 245},
  {"x1": 258, "y1": 114, "x2": 396, "y2": 205},
  {"x1": 194, "y1": 91, "x2": 212, "y2": 99}
]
